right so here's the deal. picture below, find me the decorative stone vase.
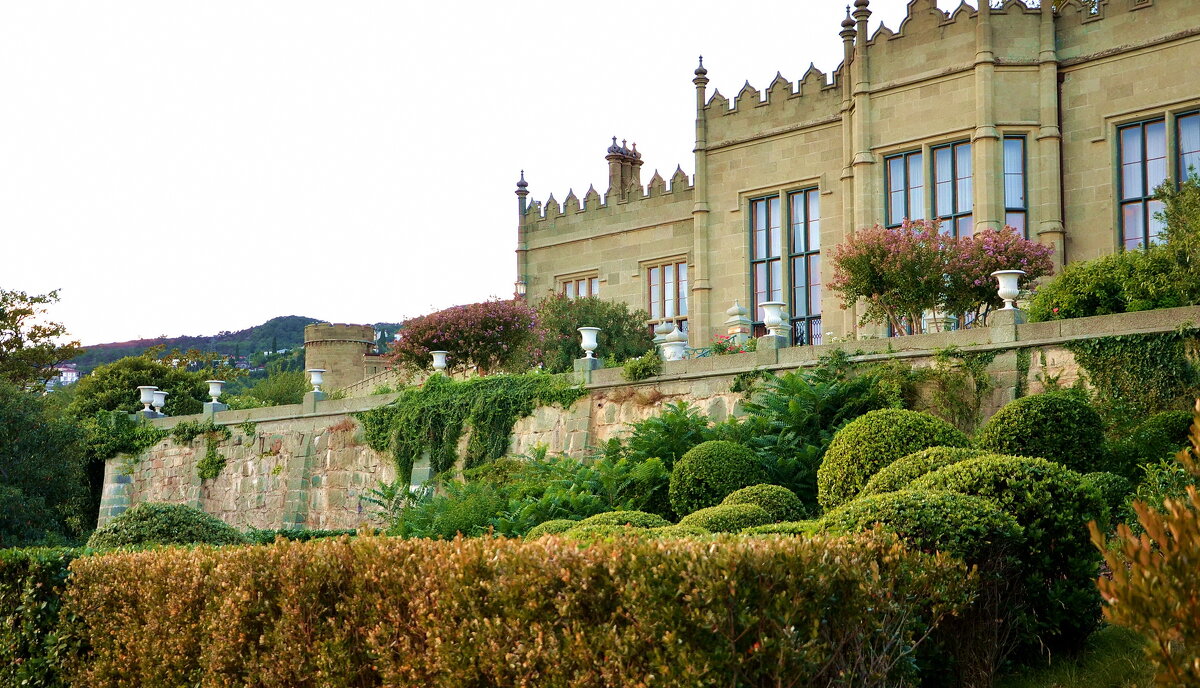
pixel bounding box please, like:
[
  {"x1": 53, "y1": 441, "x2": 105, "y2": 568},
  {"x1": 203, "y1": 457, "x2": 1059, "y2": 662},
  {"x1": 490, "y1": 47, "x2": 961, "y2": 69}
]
[
  {"x1": 991, "y1": 270, "x2": 1026, "y2": 310},
  {"x1": 151, "y1": 390, "x2": 168, "y2": 416},
  {"x1": 307, "y1": 368, "x2": 327, "y2": 391},
  {"x1": 578, "y1": 327, "x2": 601, "y2": 359},
  {"x1": 759, "y1": 301, "x2": 786, "y2": 336},
  {"x1": 137, "y1": 385, "x2": 158, "y2": 414},
  {"x1": 724, "y1": 300, "x2": 752, "y2": 344},
  {"x1": 428, "y1": 352, "x2": 448, "y2": 374},
  {"x1": 206, "y1": 380, "x2": 225, "y2": 403},
  {"x1": 662, "y1": 326, "x2": 688, "y2": 361}
]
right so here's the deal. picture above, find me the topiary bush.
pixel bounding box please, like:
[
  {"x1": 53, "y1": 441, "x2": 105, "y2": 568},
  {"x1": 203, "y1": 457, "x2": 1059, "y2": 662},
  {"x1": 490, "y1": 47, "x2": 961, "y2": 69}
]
[
  {"x1": 721, "y1": 484, "x2": 806, "y2": 522},
  {"x1": 741, "y1": 520, "x2": 824, "y2": 536},
  {"x1": 974, "y1": 392, "x2": 1106, "y2": 472},
  {"x1": 645, "y1": 524, "x2": 709, "y2": 538},
  {"x1": 1080, "y1": 472, "x2": 1133, "y2": 528},
  {"x1": 678, "y1": 503, "x2": 772, "y2": 533},
  {"x1": 1106, "y1": 410, "x2": 1194, "y2": 481},
  {"x1": 859, "y1": 447, "x2": 994, "y2": 498},
  {"x1": 909, "y1": 455, "x2": 1106, "y2": 651},
  {"x1": 816, "y1": 409, "x2": 969, "y2": 511},
  {"x1": 87, "y1": 503, "x2": 247, "y2": 549},
  {"x1": 577, "y1": 510, "x2": 670, "y2": 529},
  {"x1": 561, "y1": 524, "x2": 647, "y2": 542},
  {"x1": 524, "y1": 519, "x2": 578, "y2": 539},
  {"x1": 669, "y1": 441, "x2": 769, "y2": 516}
]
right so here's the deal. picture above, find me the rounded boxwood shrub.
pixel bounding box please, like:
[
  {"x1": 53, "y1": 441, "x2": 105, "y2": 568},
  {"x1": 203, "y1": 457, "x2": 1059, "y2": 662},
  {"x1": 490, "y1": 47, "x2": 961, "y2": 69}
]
[
  {"x1": 525, "y1": 519, "x2": 578, "y2": 539},
  {"x1": 577, "y1": 510, "x2": 670, "y2": 529},
  {"x1": 822, "y1": 490, "x2": 1022, "y2": 567},
  {"x1": 721, "y1": 484, "x2": 806, "y2": 522},
  {"x1": 87, "y1": 502, "x2": 247, "y2": 549},
  {"x1": 1080, "y1": 472, "x2": 1133, "y2": 529},
  {"x1": 859, "y1": 447, "x2": 994, "y2": 498},
  {"x1": 561, "y1": 524, "x2": 646, "y2": 542},
  {"x1": 644, "y1": 524, "x2": 709, "y2": 538},
  {"x1": 974, "y1": 392, "x2": 1105, "y2": 472},
  {"x1": 677, "y1": 503, "x2": 772, "y2": 533},
  {"x1": 816, "y1": 409, "x2": 969, "y2": 511},
  {"x1": 668, "y1": 441, "x2": 768, "y2": 516},
  {"x1": 909, "y1": 455, "x2": 1106, "y2": 650},
  {"x1": 741, "y1": 520, "x2": 824, "y2": 536},
  {"x1": 1106, "y1": 410, "x2": 1194, "y2": 480}
]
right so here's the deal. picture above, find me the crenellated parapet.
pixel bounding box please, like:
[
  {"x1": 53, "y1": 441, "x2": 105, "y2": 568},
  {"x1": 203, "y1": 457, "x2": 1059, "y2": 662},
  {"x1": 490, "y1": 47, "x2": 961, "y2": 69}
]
[
  {"x1": 702, "y1": 65, "x2": 844, "y2": 148},
  {"x1": 1055, "y1": 0, "x2": 1196, "y2": 64}
]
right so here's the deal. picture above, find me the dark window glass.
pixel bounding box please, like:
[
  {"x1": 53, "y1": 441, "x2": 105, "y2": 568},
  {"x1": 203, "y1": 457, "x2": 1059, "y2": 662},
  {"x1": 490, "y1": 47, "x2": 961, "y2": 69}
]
[
  {"x1": 1119, "y1": 119, "x2": 1167, "y2": 249},
  {"x1": 932, "y1": 141, "x2": 973, "y2": 236}
]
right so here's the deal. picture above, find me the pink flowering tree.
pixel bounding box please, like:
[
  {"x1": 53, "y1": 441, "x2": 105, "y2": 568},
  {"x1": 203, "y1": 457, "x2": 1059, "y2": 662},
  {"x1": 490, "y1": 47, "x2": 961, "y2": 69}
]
[
  {"x1": 944, "y1": 226, "x2": 1055, "y2": 325},
  {"x1": 387, "y1": 299, "x2": 541, "y2": 374},
  {"x1": 829, "y1": 220, "x2": 952, "y2": 334}
]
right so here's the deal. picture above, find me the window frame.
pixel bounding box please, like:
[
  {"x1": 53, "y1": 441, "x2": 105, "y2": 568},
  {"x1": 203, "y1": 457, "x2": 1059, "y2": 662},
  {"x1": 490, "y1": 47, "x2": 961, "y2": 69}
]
[
  {"x1": 787, "y1": 188, "x2": 822, "y2": 346},
  {"x1": 1117, "y1": 117, "x2": 1168, "y2": 251},
  {"x1": 932, "y1": 140, "x2": 973, "y2": 237},
  {"x1": 748, "y1": 195, "x2": 783, "y2": 335},
  {"x1": 557, "y1": 272, "x2": 600, "y2": 299},
  {"x1": 1177, "y1": 110, "x2": 1200, "y2": 183},
  {"x1": 644, "y1": 257, "x2": 689, "y2": 332},
  {"x1": 885, "y1": 150, "x2": 925, "y2": 228},
  {"x1": 1003, "y1": 135, "x2": 1028, "y2": 237}
]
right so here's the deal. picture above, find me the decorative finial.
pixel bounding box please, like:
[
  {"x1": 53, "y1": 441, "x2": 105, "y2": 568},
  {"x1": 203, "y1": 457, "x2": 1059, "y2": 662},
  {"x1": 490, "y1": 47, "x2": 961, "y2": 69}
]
[
  {"x1": 631, "y1": 142, "x2": 641, "y2": 159},
  {"x1": 607, "y1": 136, "x2": 622, "y2": 154},
  {"x1": 516, "y1": 170, "x2": 528, "y2": 190},
  {"x1": 694, "y1": 55, "x2": 707, "y2": 77},
  {"x1": 854, "y1": 0, "x2": 869, "y2": 8},
  {"x1": 842, "y1": 5, "x2": 855, "y2": 28}
]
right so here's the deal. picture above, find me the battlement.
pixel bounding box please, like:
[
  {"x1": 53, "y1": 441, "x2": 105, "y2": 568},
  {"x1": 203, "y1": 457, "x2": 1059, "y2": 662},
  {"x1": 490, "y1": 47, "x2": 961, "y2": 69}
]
[
  {"x1": 520, "y1": 164, "x2": 694, "y2": 233},
  {"x1": 703, "y1": 64, "x2": 844, "y2": 148},
  {"x1": 303, "y1": 323, "x2": 375, "y2": 346}
]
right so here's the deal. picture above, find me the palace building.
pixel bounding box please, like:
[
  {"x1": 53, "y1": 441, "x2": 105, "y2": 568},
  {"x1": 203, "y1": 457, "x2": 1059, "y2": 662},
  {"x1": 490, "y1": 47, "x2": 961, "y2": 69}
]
[{"x1": 513, "y1": 0, "x2": 1200, "y2": 345}]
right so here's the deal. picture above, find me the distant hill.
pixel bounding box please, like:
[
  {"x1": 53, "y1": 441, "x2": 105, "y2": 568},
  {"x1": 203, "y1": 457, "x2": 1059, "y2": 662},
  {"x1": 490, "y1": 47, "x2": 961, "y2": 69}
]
[{"x1": 73, "y1": 316, "x2": 402, "y2": 373}]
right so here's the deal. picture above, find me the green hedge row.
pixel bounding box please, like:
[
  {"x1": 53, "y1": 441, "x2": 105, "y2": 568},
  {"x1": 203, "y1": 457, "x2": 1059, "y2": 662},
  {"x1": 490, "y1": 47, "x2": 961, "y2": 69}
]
[{"x1": 5, "y1": 533, "x2": 974, "y2": 688}]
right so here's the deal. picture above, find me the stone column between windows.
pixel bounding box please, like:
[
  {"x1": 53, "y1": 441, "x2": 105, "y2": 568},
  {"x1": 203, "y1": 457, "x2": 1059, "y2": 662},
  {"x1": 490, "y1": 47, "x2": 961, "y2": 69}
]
[
  {"x1": 690, "y1": 63, "x2": 712, "y2": 346},
  {"x1": 851, "y1": 0, "x2": 885, "y2": 339},
  {"x1": 973, "y1": 1, "x2": 1003, "y2": 233},
  {"x1": 1036, "y1": 2, "x2": 1066, "y2": 271},
  {"x1": 839, "y1": 8, "x2": 858, "y2": 340}
]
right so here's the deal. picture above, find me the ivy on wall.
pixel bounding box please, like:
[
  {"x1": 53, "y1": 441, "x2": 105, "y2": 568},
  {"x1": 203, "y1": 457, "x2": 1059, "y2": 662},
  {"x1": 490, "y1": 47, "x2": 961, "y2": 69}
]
[
  {"x1": 357, "y1": 372, "x2": 585, "y2": 483},
  {"x1": 1064, "y1": 328, "x2": 1200, "y2": 430}
]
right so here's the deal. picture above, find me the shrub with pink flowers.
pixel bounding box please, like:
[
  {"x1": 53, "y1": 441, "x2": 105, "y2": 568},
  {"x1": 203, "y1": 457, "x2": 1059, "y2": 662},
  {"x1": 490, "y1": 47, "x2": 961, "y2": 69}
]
[
  {"x1": 388, "y1": 299, "x2": 541, "y2": 374},
  {"x1": 830, "y1": 220, "x2": 1053, "y2": 332}
]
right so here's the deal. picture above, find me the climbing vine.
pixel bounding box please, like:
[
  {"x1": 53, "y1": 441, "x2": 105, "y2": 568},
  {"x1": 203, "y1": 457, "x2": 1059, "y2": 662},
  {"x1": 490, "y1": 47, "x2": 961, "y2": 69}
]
[
  {"x1": 1064, "y1": 328, "x2": 1200, "y2": 430},
  {"x1": 874, "y1": 346, "x2": 997, "y2": 433},
  {"x1": 1014, "y1": 347, "x2": 1032, "y2": 399},
  {"x1": 357, "y1": 372, "x2": 585, "y2": 483}
]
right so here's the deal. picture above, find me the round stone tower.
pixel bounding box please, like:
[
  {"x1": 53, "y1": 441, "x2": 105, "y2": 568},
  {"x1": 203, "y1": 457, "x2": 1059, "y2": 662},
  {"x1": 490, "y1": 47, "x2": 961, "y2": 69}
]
[{"x1": 303, "y1": 323, "x2": 375, "y2": 394}]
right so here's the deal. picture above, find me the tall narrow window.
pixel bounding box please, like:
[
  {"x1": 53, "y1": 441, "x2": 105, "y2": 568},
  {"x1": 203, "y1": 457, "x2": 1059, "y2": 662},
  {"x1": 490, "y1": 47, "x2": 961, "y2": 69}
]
[
  {"x1": 933, "y1": 141, "x2": 973, "y2": 236},
  {"x1": 1178, "y1": 112, "x2": 1200, "y2": 181},
  {"x1": 646, "y1": 259, "x2": 688, "y2": 331},
  {"x1": 560, "y1": 275, "x2": 599, "y2": 298},
  {"x1": 788, "y1": 189, "x2": 821, "y2": 346},
  {"x1": 1119, "y1": 119, "x2": 1167, "y2": 249},
  {"x1": 750, "y1": 196, "x2": 782, "y2": 334},
  {"x1": 886, "y1": 151, "x2": 924, "y2": 227},
  {"x1": 1003, "y1": 136, "x2": 1027, "y2": 235}
]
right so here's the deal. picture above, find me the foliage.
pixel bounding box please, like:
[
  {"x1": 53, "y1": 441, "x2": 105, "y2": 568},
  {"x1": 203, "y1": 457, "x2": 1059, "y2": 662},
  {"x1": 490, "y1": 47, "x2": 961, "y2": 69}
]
[
  {"x1": 575, "y1": 510, "x2": 670, "y2": 528},
  {"x1": 993, "y1": 625, "x2": 1152, "y2": 688},
  {"x1": 1092, "y1": 409, "x2": 1200, "y2": 686},
  {"x1": 1027, "y1": 247, "x2": 1187, "y2": 321},
  {"x1": 195, "y1": 437, "x2": 226, "y2": 480},
  {"x1": 524, "y1": 519, "x2": 577, "y2": 539},
  {"x1": 0, "y1": 287, "x2": 81, "y2": 390},
  {"x1": 1080, "y1": 472, "x2": 1133, "y2": 528},
  {"x1": 829, "y1": 221, "x2": 1051, "y2": 332},
  {"x1": 1156, "y1": 174, "x2": 1200, "y2": 299},
  {"x1": 1064, "y1": 330, "x2": 1200, "y2": 430},
  {"x1": 170, "y1": 419, "x2": 231, "y2": 445},
  {"x1": 386, "y1": 480, "x2": 506, "y2": 540},
  {"x1": 237, "y1": 420, "x2": 258, "y2": 436},
  {"x1": 859, "y1": 447, "x2": 994, "y2": 498},
  {"x1": 1107, "y1": 410, "x2": 1193, "y2": 481},
  {"x1": 668, "y1": 440, "x2": 768, "y2": 516},
  {"x1": 241, "y1": 370, "x2": 309, "y2": 406},
  {"x1": 0, "y1": 383, "x2": 90, "y2": 547},
  {"x1": 911, "y1": 455, "x2": 1106, "y2": 652},
  {"x1": 816, "y1": 408, "x2": 969, "y2": 512},
  {"x1": 621, "y1": 350, "x2": 662, "y2": 382},
  {"x1": 1125, "y1": 456, "x2": 1200, "y2": 536},
  {"x1": 701, "y1": 334, "x2": 756, "y2": 355},
  {"x1": 0, "y1": 547, "x2": 86, "y2": 688},
  {"x1": 386, "y1": 299, "x2": 540, "y2": 374},
  {"x1": 86, "y1": 502, "x2": 248, "y2": 548},
  {"x1": 741, "y1": 520, "x2": 824, "y2": 536},
  {"x1": 623, "y1": 401, "x2": 711, "y2": 470},
  {"x1": 58, "y1": 531, "x2": 975, "y2": 687},
  {"x1": 357, "y1": 372, "x2": 584, "y2": 482},
  {"x1": 975, "y1": 392, "x2": 1108, "y2": 472},
  {"x1": 678, "y1": 503, "x2": 773, "y2": 533},
  {"x1": 720, "y1": 484, "x2": 806, "y2": 522},
  {"x1": 243, "y1": 528, "x2": 359, "y2": 545},
  {"x1": 79, "y1": 411, "x2": 167, "y2": 470},
  {"x1": 533, "y1": 293, "x2": 654, "y2": 374}
]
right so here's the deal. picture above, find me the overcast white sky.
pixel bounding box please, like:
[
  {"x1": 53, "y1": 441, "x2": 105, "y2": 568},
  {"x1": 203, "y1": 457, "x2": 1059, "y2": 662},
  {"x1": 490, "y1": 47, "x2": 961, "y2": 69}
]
[{"x1": 1, "y1": 1, "x2": 932, "y2": 344}]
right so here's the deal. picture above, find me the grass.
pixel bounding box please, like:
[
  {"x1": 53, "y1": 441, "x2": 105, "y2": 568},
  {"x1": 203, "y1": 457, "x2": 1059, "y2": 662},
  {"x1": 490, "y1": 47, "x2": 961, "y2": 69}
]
[{"x1": 996, "y1": 625, "x2": 1154, "y2": 688}]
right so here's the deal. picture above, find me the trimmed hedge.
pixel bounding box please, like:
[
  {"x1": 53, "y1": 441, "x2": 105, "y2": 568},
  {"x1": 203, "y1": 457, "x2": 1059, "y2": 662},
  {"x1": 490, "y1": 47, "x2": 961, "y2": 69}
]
[
  {"x1": 1107, "y1": 410, "x2": 1194, "y2": 480},
  {"x1": 59, "y1": 534, "x2": 975, "y2": 687},
  {"x1": 668, "y1": 441, "x2": 768, "y2": 516},
  {"x1": 244, "y1": 528, "x2": 360, "y2": 545},
  {"x1": 87, "y1": 503, "x2": 247, "y2": 549},
  {"x1": 561, "y1": 524, "x2": 648, "y2": 542},
  {"x1": 742, "y1": 520, "x2": 823, "y2": 536},
  {"x1": 974, "y1": 393, "x2": 1106, "y2": 472},
  {"x1": 859, "y1": 447, "x2": 994, "y2": 498},
  {"x1": 1081, "y1": 472, "x2": 1133, "y2": 527},
  {"x1": 822, "y1": 490, "x2": 1022, "y2": 568},
  {"x1": 817, "y1": 409, "x2": 969, "y2": 511},
  {"x1": 721, "y1": 484, "x2": 806, "y2": 522},
  {"x1": 0, "y1": 547, "x2": 85, "y2": 687},
  {"x1": 645, "y1": 524, "x2": 709, "y2": 538},
  {"x1": 910, "y1": 455, "x2": 1107, "y2": 651},
  {"x1": 576, "y1": 510, "x2": 670, "y2": 529},
  {"x1": 678, "y1": 504, "x2": 773, "y2": 533},
  {"x1": 525, "y1": 519, "x2": 578, "y2": 539}
]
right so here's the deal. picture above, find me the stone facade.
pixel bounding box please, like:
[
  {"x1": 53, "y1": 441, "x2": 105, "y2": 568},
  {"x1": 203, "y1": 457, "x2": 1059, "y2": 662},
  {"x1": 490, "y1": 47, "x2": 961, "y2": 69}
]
[
  {"x1": 516, "y1": 0, "x2": 1200, "y2": 345},
  {"x1": 302, "y1": 323, "x2": 377, "y2": 393}
]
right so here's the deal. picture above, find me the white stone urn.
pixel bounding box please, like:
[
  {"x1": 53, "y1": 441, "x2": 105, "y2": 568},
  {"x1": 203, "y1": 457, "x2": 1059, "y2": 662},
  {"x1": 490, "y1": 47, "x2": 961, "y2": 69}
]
[
  {"x1": 578, "y1": 327, "x2": 601, "y2": 359},
  {"x1": 137, "y1": 385, "x2": 158, "y2": 413},
  {"x1": 151, "y1": 390, "x2": 168, "y2": 415},
  {"x1": 429, "y1": 352, "x2": 448, "y2": 374},
  {"x1": 991, "y1": 270, "x2": 1026, "y2": 310},
  {"x1": 206, "y1": 380, "x2": 225, "y2": 403},
  {"x1": 759, "y1": 301, "x2": 786, "y2": 336},
  {"x1": 662, "y1": 325, "x2": 688, "y2": 361},
  {"x1": 307, "y1": 368, "x2": 327, "y2": 391}
]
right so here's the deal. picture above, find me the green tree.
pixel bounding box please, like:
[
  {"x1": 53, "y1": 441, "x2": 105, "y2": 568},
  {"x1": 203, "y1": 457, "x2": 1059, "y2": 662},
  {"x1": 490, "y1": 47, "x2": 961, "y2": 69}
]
[
  {"x1": 0, "y1": 382, "x2": 89, "y2": 546},
  {"x1": 67, "y1": 355, "x2": 209, "y2": 419},
  {"x1": 245, "y1": 370, "x2": 309, "y2": 406},
  {"x1": 0, "y1": 288, "x2": 81, "y2": 390},
  {"x1": 535, "y1": 294, "x2": 654, "y2": 374}
]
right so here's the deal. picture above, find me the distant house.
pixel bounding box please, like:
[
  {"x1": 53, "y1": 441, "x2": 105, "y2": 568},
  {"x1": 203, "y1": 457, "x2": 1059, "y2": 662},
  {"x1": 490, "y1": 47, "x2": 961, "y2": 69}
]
[{"x1": 48, "y1": 363, "x2": 80, "y2": 388}]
